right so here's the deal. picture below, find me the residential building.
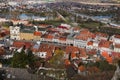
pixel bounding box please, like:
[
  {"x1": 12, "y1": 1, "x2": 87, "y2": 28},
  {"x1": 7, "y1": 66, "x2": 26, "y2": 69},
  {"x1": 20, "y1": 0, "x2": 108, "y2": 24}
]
[{"x1": 10, "y1": 26, "x2": 20, "y2": 40}]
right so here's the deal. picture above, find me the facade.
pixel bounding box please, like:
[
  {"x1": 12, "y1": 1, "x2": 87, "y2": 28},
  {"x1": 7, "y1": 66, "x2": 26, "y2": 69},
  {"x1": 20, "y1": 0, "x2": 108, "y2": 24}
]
[
  {"x1": 74, "y1": 39, "x2": 87, "y2": 48},
  {"x1": 20, "y1": 33, "x2": 34, "y2": 40},
  {"x1": 10, "y1": 26, "x2": 20, "y2": 40}
]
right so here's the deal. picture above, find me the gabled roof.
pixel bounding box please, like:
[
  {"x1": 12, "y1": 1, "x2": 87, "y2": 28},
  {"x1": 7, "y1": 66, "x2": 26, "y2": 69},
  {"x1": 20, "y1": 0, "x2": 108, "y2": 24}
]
[
  {"x1": 0, "y1": 47, "x2": 5, "y2": 55},
  {"x1": 99, "y1": 40, "x2": 112, "y2": 48},
  {"x1": 114, "y1": 35, "x2": 120, "y2": 39},
  {"x1": 34, "y1": 31, "x2": 42, "y2": 36},
  {"x1": 75, "y1": 29, "x2": 95, "y2": 40},
  {"x1": 58, "y1": 26, "x2": 69, "y2": 30},
  {"x1": 95, "y1": 32, "x2": 108, "y2": 37},
  {"x1": 114, "y1": 44, "x2": 120, "y2": 48},
  {"x1": 87, "y1": 41, "x2": 93, "y2": 46},
  {"x1": 13, "y1": 41, "x2": 33, "y2": 49},
  {"x1": 39, "y1": 44, "x2": 55, "y2": 59}
]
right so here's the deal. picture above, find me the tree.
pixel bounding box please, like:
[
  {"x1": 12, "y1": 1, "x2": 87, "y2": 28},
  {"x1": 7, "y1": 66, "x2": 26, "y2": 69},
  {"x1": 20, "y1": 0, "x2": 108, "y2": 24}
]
[
  {"x1": 49, "y1": 49, "x2": 64, "y2": 68},
  {"x1": 11, "y1": 50, "x2": 28, "y2": 68}
]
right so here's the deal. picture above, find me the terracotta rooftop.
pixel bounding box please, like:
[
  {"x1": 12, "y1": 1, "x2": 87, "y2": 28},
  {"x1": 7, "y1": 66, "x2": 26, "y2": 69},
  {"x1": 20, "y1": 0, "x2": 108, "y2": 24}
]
[
  {"x1": 65, "y1": 46, "x2": 79, "y2": 54},
  {"x1": 34, "y1": 31, "x2": 42, "y2": 36},
  {"x1": 99, "y1": 40, "x2": 112, "y2": 48},
  {"x1": 112, "y1": 52, "x2": 120, "y2": 58},
  {"x1": 59, "y1": 37, "x2": 66, "y2": 41},
  {"x1": 58, "y1": 26, "x2": 69, "y2": 30},
  {"x1": 75, "y1": 29, "x2": 95, "y2": 40},
  {"x1": 0, "y1": 47, "x2": 5, "y2": 55},
  {"x1": 114, "y1": 44, "x2": 120, "y2": 48},
  {"x1": 43, "y1": 34, "x2": 54, "y2": 39},
  {"x1": 95, "y1": 32, "x2": 108, "y2": 37},
  {"x1": 114, "y1": 35, "x2": 120, "y2": 38},
  {"x1": 39, "y1": 44, "x2": 55, "y2": 59},
  {"x1": 87, "y1": 41, "x2": 93, "y2": 46},
  {"x1": 87, "y1": 49, "x2": 97, "y2": 55},
  {"x1": 13, "y1": 41, "x2": 33, "y2": 49}
]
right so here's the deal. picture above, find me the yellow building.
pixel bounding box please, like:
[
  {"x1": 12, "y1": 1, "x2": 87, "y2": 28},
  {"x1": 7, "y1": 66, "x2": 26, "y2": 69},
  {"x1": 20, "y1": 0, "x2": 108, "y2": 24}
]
[
  {"x1": 20, "y1": 33, "x2": 34, "y2": 40},
  {"x1": 20, "y1": 31, "x2": 42, "y2": 40}
]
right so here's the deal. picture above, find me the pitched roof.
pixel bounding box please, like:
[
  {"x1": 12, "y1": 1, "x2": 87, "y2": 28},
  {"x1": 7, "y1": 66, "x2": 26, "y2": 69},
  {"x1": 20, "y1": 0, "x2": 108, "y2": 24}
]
[
  {"x1": 95, "y1": 32, "x2": 108, "y2": 37},
  {"x1": 78, "y1": 65, "x2": 86, "y2": 72},
  {"x1": 0, "y1": 47, "x2": 5, "y2": 55},
  {"x1": 59, "y1": 37, "x2": 66, "y2": 41},
  {"x1": 99, "y1": 40, "x2": 112, "y2": 48},
  {"x1": 58, "y1": 26, "x2": 68, "y2": 30},
  {"x1": 39, "y1": 44, "x2": 55, "y2": 59},
  {"x1": 64, "y1": 59, "x2": 71, "y2": 65},
  {"x1": 114, "y1": 35, "x2": 120, "y2": 38},
  {"x1": 44, "y1": 34, "x2": 54, "y2": 39},
  {"x1": 87, "y1": 41, "x2": 93, "y2": 46},
  {"x1": 75, "y1": 29, "x2": 95, "y2": 40},
  {"x1": 114, "y1": 44, "x2": 120, "y2": 48},
  {"x1": 34, "y1": 31, "x2": 42, "y2": 36},
  {"x1": 65, "y1": 46, "x2": 79, "y2": 54},
  {"x1": 13, "y1": 41, "x2": 33, "y2": 49}
]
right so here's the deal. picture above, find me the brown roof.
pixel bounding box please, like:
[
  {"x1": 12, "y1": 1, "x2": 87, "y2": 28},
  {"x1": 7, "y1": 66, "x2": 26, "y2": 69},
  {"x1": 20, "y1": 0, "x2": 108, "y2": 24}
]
[
  {"x1": 0, "y1": 47, "x2": 5, "y2": 55},
  {"x1": 87, "y1": 41, "x2": 93, "y2": 46},
  {"x1": 13, "y1": 41, "x2": 33, "y2": 49},
  {"x1": 114, "y1": 44, "x2": 120, "y2": 48},
  {"x1": 34, "y1": 31, "x2": 42, "y2": 36},
  {"x1": 115, "y1": 35, "x2": 120, "y2": 38},
  {"x1": 75, "y1": 29, "x2": 95, "y2": 40},
  {"x1": 95, "y1": 32, "x2": 108, "y2": 37},
  {"x1": 99, "y1": 40, "x2": 112, "y2": 48},
  {"x1": 39, "y1": 44, "x2": 55, "y2": 59}
]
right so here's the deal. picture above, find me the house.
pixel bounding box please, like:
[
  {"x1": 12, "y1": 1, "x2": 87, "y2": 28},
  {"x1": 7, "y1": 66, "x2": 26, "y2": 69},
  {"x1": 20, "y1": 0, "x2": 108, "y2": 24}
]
[
  {"x1": 98, "y1": 40, "x2": 113, "y2": 51},
  {"x1": 112, "y1": 35, "x2": 120, "y2": 44},
  {"x1": 113, "y1": 44, "x2": 120, "y2": 53},
  {"x1": 0, "y1": 47, "x2": 5, "y2": 56},
  {"x1": 34, "y1": 31, "x2": 42, "y2": 40},
  {"x1": 57, "y1": 24, "x2": 71, "y2": 33},
  {"x1": 74, "y1": 29, "x2": 94, "y2": 48},
  {"x1": 34, "y1": 44, "x2": 55, "y2": 59},
  {"x1": 10, "y1": 26, "x2": 20, "y2": 40},
  {"x1": 12, "y1": 41, "x2": 33, "y2": 49},
  {"x1": 86, "y1": 41, "x2": 93, "y2": 49},
  {"x1": 42, "y1": 34, "x2": 54, "y2": 42},
  {"x1": 95, "y1": 32, "x2": 108, "y2": 41}
]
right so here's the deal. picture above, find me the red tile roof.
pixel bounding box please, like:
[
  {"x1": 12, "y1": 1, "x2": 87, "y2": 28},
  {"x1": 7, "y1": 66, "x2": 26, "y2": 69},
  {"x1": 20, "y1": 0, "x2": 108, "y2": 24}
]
[
  {"x1": 39, "y1": 44, "x2": 55, "y2": 59},
  {"x1": 78, "y1": 65, "x2": 86, "y2": 72},
  {"x1": 87, "y1": 49, "x2": 97, "y2": 55},
  {"x1": 114, "y1": 44, "x2": 120, "y2": 48},
  {"x1": 58, "y1": 26, "x2": 68, "y2": 30},
  {"x1": 65, "y1": 46, "x2": 79, "y2": 54},
  {"x1": 99, "y1": 40, "x2": 112, "y2": 48},
  {"x1": 75, "y1": 29, "x2": 95, "y2": 40},
  {"x1": 95, "y1": 32, "x2": 108, "y2": 37},
  {"x1": 0, "y1": 47, "x2": 5, "y2": 55},
  {"x1": 114, "y1": 35, "x2": 120, "y2": 38},
  {"x1": 101, "y1": 51, "x2": 109, "y2": 58},
  {"x1": 64, "y1": 59, "x2": 71, "y2": 65},
  {"x1": 59, "y1": 37, "x2": 66, "y2": 41},
  {"x1": 112, "y1": 52, "x2": 120, "y2": 58},
  {"x1": 34, "y1": 31, "x2": 42, "y2": 36},
  {"x1": 87, "y1": 41, "x2": 93, "y2": 46},
  {"x1": 13, "y1": 41, "x2": 33, "y2": 49},
  {"x1": 44, "y1": 34, "x2": 54, "y2": 39}
]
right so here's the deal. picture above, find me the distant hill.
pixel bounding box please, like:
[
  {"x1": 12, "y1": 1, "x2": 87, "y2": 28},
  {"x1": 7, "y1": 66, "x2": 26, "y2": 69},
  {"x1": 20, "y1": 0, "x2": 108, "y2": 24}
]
[{"x1": 55, "y1": 0, "x2": 120, "y2": 3}]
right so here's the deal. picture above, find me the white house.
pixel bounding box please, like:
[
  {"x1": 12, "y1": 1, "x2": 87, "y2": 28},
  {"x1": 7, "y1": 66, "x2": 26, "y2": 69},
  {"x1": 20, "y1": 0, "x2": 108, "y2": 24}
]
[
  {"x1": 114, "y1": 44, "x2": 120, "y2": 53},
  {"x1": 112, "y1": 35, "x2": 120, "y2": 44},
  {"x1": 74, "y1": 39, "x2": 87, "y2": 48},
  {"x1": 10, "y1": 26, "x2": 20, "y2": 40}
]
